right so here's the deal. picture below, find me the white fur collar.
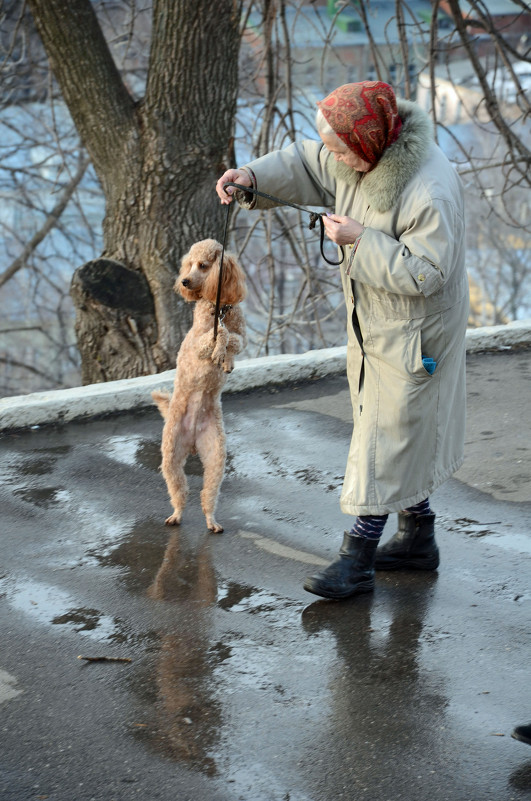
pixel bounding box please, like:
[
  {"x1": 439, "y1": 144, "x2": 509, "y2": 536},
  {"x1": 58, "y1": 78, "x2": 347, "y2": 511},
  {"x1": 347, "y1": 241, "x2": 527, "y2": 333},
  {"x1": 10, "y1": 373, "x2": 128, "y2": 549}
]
[{"x1": 327, "y1": 99, "x2": 434, "y2": 213}]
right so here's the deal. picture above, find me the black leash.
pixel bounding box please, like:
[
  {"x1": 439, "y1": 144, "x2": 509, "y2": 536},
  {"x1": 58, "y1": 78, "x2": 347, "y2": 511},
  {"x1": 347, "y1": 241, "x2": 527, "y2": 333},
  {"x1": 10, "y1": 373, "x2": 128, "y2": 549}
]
[
  {"x1": 213, "y1": 182, "x2": 345, "y2": 340},
  {"x1": 223, "y1": 182, "x2": 344, "y2": 267},
  {"x1": 213, "y1": 198, "x2": 233, "y2": 341}
]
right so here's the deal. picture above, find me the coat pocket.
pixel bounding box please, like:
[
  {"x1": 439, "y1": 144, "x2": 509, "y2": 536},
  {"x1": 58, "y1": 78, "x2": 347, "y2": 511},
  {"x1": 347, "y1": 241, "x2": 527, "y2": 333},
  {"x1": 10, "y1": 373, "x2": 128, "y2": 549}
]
[
  {"x1": 364, "y1": 313, "x2": 443, "y2": 385},
  {"x1": 408, "y1": 315, "x2": 443, "y2": 384}
]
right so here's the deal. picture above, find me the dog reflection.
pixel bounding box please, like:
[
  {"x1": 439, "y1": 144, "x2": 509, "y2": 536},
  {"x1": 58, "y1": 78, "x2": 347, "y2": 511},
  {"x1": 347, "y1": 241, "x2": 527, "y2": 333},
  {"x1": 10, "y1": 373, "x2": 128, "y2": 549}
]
[{"x1": 144, "y1": 531, "x2": 220, "y2": 775}]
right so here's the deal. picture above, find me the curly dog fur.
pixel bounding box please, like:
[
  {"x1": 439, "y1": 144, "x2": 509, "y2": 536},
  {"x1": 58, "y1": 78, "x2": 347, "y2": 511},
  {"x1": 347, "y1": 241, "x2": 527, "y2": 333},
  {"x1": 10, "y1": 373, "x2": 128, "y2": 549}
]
[{"x1": 152, "y1": 239, "x2": 247, "y2": 533}]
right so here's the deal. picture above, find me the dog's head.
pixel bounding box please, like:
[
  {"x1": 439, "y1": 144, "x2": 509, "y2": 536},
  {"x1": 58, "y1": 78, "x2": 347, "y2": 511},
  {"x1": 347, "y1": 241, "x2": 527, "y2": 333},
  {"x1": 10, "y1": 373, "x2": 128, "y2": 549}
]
[{"x1": 176, "y1": 239, "x2": 247, "y2": 306}]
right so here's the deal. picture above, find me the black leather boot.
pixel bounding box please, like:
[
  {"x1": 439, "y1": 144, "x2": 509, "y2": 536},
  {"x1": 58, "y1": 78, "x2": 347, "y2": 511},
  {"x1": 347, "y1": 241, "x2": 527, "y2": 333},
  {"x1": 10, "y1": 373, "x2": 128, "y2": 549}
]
[
  {"x1": 303, "y1": 533, "x2": 378, "y2": 599},
  {"x1": 512, "y1": 723, "x2": 531, "y2": 746},
  {"x1": 375, "y1": 512, "x2": 439, "y2": 571}
]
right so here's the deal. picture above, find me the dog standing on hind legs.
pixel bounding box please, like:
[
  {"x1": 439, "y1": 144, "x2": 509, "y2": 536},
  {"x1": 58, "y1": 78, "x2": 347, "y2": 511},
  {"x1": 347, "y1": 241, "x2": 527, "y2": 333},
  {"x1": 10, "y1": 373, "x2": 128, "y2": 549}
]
[{"x1": 152, "y1": 239, "x2": 247, "y2": 533}]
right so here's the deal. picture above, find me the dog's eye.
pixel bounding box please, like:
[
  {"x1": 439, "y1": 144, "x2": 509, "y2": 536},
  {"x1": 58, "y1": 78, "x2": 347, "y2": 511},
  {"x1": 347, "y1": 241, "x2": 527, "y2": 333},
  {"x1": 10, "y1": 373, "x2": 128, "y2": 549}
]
[{"x1": 198, "y1": 262, "x2": 209, "y2": 271}]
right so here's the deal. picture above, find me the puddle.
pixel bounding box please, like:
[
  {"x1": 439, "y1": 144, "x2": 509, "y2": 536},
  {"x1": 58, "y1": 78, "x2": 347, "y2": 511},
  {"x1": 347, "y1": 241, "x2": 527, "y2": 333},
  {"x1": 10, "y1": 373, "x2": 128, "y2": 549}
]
[
  {"x1": 446, "y1": 517, "x2": 499, "y2": 537},
  {"x1": 14, "y1": 456, "x2": 58, "y2": 477},
  {"x1": 99, "y1": 434, "x2": 227, "y2": 478},
  {"x1": 100, "y1": 435, "x2": 145, "y2": 468},
  {"x1": 1, "y1": 445, "x2": 72, "y2": 487},
  {"x1": 217, "y1": 580, "x2": 305, "y2": 627},
  {"x1": 5, "y1": 576, "x2": 161, "y2": 652},
  {"x1": 6, "y1": 580, "x2": 114, "y2": 639},
  {"x1": 7, "y1": 578, "x2": 118, "y2": 640},
  {"x1": 87, "y1": 523, "x2": 173, "y2": 594},
  {"x1": 12, "y1": 487, "x2": 70, "y2": 508},
  {"x1": 0, "y1": 669, "x2": 22, "y2": 704},
  {"x1": 216, "y1": 581, "x2": 256, "y2": 611},
  {"x1": 87, "y1": 523, "x2": 222, "y2": 603},
  {"x1": 52, "y1": 607, "x2": 107, "y2": 632},
  {"x1": 126, "y1": 630, "x2": 223, "y2": 776},
  {"x1": 134, "y1": 439, "x2": 164, "y2": 472},
  {"x1": 480, "y1": 532, "x2": 531, "y2": 556},
  {"x1": 445, "y1": 517, "x2": 531, "y2": 555},
  {"x1": 218, "y1": 761, "x2": 316, "y2": 801},
  {"x1": 212, "y1": 634, "x2": 286, "y2": 692}
]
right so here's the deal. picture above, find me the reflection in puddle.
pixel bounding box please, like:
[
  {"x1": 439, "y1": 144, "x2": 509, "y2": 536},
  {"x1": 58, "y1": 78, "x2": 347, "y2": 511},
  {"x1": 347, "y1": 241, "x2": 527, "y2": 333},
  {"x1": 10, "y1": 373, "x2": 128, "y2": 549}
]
[
  {"x1": 445, "y1": 517, "x2": 531, "y2": 555},
  {"x1": 125, "y1": 526, "x2": 320, "y2": 781},
  {"x1": 130, "y1": 629, "x2": 223, "y2": 777},
  {"x1": 217, "y1": 580, "x2": 305, "y2": 627},
  {"x1": 216, "y1": 580, "x2": 255, "y2": 611},
  {"x1": 1, "y1": 446, "x2": 71, "y2": 486},
  {"x1": 0, "y1": 668, "x2": 22, "y2": 703},
  {"x1": 510, "y1": 761, "x2": 531, "y2": 792},
  {"x1": 7, "y1": 579, "x2": 118, "y2": 640},
  {"x1": 5, "y1": 577, "x2": 158, "y2": 651},
  {"x1": 12, "y1": 487, "x2": 70, "y2": 508},
  {"x1": 123, "y1": 530, "x2": 311, "y2": 777},
  {"x1": 87, "y1": 519, "x2": 197, "y2": 600},
  {"x1": 125, "y1": 530, "x2": 223, "y2": 776},
  {"x1": 15, "y1": 456, "x2": 58, "y2": 477},
  {"x1": 134, "y1": 438, "x2": 164, "y2": 472},
  {"x1": 65, "y1": 523, "x2": 319, "y2": 784},
  {"x1": 99, "y1": 434, "x2": 166, "y2": 473},
  {"x1": 88, "y1": 536, "x2": 166, "y2": 593},
  {"x1": 481, "y1": 531, "x2": 531, "y2": 556},
  {"x1": 52, "y1": 607, "x2": 104, "y2": 631},
  {"x1": 100, "y1": 435, "x2": 144, "y2": 467},
  {"x1": 212, "y1": 635, "x2": 282, "y2": 692}
]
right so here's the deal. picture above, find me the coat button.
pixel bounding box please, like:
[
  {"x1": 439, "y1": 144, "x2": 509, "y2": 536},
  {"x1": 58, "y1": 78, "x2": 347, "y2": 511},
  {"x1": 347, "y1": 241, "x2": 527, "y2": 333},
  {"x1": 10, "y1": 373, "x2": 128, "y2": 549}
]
[{"x1": 418, "y1": 273, "x2": 426, "y2": 282}]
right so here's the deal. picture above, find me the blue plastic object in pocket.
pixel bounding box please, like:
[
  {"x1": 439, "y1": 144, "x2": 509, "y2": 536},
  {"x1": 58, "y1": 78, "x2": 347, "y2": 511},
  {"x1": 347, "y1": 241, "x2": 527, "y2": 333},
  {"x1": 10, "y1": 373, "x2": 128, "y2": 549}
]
[{"x1": 422, "y1": 355, "x2": 437, "y2": 375}]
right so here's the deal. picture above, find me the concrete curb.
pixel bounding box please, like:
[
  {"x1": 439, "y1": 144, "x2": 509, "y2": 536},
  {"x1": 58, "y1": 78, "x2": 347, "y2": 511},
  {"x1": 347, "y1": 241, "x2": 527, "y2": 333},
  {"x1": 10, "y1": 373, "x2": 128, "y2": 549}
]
[
  {"x1": 1, "y1": 319, "x2": 530, "y2": 433},
  {"x1": 464, "y1": 319, "x2": 531, "y2": 353}
]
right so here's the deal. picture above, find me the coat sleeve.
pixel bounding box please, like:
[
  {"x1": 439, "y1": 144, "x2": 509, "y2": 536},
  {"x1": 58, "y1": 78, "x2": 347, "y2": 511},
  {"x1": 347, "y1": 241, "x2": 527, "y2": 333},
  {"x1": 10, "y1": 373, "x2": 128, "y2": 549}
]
[
  {"x1": 237, "y1": 140, "x2": 337, "y2": 210},
  {"x1": 351, "y1": 197, "x2": 465, "y2": 298}
]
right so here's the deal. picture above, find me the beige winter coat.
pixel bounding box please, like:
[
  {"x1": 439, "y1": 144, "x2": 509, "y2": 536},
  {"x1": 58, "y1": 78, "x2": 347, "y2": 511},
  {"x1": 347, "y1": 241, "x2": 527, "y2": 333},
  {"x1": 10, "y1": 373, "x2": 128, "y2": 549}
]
[{"x1": 237, "y1": 100, "x2": 469, "y2": 515}]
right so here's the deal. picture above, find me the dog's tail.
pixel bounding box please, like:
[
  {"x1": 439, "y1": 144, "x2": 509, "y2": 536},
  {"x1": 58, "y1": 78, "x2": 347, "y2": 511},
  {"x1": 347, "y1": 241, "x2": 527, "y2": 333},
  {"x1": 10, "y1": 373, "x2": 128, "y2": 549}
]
[{"x1": 151, "y1": 389, "x2": 171, "y2": 420}]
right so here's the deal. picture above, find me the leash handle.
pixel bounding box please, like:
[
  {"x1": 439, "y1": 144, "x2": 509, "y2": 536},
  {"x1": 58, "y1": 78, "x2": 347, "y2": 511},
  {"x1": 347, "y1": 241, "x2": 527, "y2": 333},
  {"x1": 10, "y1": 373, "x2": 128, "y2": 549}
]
[
  {"x1": 214, "y1": 201, "x2": 232, "y2": 341},
  {"x1": 223, "y1": 182, "x2": 344, "y2": 267}
]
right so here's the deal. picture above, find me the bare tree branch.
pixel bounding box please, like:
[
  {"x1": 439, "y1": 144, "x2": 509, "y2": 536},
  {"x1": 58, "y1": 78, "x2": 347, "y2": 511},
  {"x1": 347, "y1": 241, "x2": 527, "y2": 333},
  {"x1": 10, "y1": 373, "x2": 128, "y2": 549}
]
[{"x1": 0, "y1": 152, "x2": 90, "y2": 288}]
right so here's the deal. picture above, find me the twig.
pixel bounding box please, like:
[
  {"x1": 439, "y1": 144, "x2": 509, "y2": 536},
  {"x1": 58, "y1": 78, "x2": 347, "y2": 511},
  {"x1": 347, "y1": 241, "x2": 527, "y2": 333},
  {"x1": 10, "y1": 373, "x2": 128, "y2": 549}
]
[{"x1": 77, "y1": 655, "x2": 132, "y2": 663}]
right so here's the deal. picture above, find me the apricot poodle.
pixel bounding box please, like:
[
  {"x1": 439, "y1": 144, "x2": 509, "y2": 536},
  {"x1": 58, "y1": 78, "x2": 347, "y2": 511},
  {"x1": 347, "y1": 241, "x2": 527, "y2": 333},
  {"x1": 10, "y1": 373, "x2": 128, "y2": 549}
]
[{"x1": 152, "y1": 239, "x2": 247, "y2": 533}]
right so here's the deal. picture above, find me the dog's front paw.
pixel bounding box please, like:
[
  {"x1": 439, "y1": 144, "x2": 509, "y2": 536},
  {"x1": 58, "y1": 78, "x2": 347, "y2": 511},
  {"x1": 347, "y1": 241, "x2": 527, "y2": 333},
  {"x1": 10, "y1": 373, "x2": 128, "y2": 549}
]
[
  {"x1": 165, "y1": 512, "x2": 182, "y2": 526},
  {"x1": 222, "y1": 356, "x2": 235, "y2": 373},
  {"x1": 211, "y1": 336, "x2": 228, "y2": 365},
  {"x1": 211, "y1": 345, "x2": 228, "y2": 365},
  {"x1": 206, "y1": 516, "x2": 224, "y2": 533}
]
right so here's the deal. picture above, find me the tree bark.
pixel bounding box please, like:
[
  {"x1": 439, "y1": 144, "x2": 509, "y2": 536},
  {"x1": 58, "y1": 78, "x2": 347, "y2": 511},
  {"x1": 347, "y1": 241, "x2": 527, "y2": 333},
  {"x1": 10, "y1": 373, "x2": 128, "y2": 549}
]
[{"x1": 26, "y1": 0, "x2": 242, "y2": 384}]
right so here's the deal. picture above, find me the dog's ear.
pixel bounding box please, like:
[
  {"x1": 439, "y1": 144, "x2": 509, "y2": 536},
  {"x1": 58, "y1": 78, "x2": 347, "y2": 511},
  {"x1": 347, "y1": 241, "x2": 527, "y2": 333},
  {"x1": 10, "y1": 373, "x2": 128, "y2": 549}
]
[
  {"x1": 175, "y1": 253, "x2": 191, "y2": 295},
  {"x1": 201, "y1": 250, "x2": 222, "y2": 304},
  {"x1": 217, "y1": 252, "x2": 247, "y2": 305}
]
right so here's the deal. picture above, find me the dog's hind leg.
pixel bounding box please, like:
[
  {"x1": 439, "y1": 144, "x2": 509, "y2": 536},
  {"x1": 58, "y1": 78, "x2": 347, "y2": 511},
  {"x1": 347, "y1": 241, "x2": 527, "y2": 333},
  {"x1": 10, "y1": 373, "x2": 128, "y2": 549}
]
[
  {"x1": 196, "y1": 416, "x2": 226, "y2": 533},
  {"x1": 160, "y1": 423, "x2": 189, "y2": 526}
]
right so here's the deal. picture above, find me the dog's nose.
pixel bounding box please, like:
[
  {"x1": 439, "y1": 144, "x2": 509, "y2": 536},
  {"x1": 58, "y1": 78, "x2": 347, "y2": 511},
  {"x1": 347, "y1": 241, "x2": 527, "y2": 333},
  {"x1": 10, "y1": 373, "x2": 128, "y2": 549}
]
[{"x1": 181, "y1": 278, "x2": 190, "y2": 287}]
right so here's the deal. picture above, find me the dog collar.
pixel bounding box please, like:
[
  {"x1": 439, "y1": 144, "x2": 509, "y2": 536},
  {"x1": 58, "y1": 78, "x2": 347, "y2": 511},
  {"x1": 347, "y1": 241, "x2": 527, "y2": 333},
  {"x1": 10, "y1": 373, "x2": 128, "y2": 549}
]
[{"x1": 211, "y1": 303, "x2": 232, "y2": 322}]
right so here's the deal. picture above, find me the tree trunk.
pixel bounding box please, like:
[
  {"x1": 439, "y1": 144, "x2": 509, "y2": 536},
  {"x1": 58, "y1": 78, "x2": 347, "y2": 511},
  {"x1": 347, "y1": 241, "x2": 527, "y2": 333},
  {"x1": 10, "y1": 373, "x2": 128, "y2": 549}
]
[{"x1": 27, "y1": 0, "x2": 241, "y2": 383}]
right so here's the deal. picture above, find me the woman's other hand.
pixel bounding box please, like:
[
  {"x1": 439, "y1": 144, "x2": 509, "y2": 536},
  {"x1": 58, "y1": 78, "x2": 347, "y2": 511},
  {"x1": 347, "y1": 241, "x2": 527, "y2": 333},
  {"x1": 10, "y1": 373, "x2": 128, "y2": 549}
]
[
  {"x1": 322, "y1": 213, "x2": 364, "y2": 245},
  {"x1": 216, "y1": 169, "x2": 252, "y2": 204}
]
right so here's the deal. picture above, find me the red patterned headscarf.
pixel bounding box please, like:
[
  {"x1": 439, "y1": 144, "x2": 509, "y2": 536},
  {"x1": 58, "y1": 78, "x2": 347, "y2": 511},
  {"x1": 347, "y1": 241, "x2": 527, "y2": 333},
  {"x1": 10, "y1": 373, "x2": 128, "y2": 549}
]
[{"x1": 317, "y1": 81, "x2": 402, "y2": 166}]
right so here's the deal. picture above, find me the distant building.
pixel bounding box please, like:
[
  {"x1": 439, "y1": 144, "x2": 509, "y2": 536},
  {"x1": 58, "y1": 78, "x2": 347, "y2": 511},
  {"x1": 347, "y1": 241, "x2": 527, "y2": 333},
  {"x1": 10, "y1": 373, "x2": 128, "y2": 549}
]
[{"x1": 438, "y1": 0, "x2": 531, "y2": 59}]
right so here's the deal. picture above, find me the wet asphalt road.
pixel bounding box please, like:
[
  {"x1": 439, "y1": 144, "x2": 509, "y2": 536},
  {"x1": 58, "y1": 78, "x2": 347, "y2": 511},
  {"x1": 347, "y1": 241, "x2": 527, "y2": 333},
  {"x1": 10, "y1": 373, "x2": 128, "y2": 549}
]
[{"x1": 1, "y1": 348, "x2": 530, "y2": 801}]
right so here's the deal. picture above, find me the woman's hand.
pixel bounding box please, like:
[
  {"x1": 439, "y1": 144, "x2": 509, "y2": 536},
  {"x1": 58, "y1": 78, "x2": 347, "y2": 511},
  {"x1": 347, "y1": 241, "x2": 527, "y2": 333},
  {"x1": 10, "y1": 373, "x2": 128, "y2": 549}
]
[
  {"x1": 216, "y1": 169, "x2": 252, "y2": 204},
  {"x1": 322, "y1": 213, "x2": 364, "y2": 245}
]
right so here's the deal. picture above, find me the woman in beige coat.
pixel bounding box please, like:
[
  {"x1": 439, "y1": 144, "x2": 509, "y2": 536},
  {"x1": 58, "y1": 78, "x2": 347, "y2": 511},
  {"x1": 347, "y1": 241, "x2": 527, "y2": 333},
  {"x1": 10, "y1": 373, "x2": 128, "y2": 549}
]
[{"x1": 216, "y1": 81, "x2": 469, "y2": 600}]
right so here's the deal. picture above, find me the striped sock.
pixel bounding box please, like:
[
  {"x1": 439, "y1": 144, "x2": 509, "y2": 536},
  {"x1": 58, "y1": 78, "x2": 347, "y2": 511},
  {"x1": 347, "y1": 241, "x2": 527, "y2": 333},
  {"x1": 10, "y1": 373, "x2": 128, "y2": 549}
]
[
  {"x1": 349, "y1": 514, "x2": 389, "y2": 541},
  {"x1": 404, "y1": 497, "x2": 432, "y2": 516}
]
